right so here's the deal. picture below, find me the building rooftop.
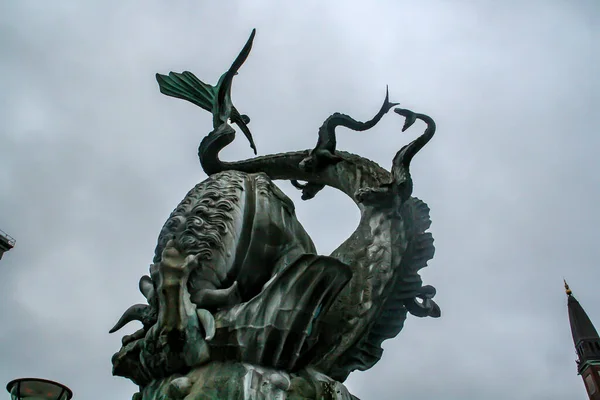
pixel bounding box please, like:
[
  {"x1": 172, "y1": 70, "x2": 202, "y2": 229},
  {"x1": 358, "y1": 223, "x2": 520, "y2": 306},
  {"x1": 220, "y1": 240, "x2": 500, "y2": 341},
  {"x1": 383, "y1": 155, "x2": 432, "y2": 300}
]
[{"x1": 0, "y1": 228, "x2": 15, "y2": 251}]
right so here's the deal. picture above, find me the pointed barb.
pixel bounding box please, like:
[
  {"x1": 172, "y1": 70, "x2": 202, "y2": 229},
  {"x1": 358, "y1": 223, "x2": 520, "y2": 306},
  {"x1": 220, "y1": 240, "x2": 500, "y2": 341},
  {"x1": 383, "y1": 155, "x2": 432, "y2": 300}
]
[{"x1": 384, "y1": 85, "x2": 400, "y2": 110}]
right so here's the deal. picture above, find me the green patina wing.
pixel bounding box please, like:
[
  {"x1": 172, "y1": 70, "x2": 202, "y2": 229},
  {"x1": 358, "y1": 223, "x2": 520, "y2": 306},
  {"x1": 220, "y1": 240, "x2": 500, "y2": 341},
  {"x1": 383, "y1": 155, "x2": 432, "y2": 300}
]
[
  {"x1": 155, "y1": 29, "x2": 258, "y2": 154},
  {"x1": 329, "y1": 197, "x2": 437, "y2": 382},
  {"x1": 155, "y1": 71, "x2": 217, "y2": 113},
  {"x1": 212, "y1": 28, "x2": 256, "y2": 132}
]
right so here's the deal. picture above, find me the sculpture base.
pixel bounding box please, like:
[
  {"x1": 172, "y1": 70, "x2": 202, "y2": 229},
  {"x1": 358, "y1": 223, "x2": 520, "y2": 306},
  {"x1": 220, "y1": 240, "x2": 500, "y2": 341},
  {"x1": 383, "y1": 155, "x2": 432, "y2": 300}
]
[{"x1": 134, "y1": 361, "x2": 358, "y2": 400}]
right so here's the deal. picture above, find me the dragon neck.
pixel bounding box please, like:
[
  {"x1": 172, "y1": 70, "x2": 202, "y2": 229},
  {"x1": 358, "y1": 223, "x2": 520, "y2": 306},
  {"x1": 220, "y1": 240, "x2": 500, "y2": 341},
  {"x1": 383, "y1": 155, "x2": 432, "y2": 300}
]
[
  {"x1": 400, "y1": 113, "x2": 436, "y2": 167},
  {"x1": 199, "y1": 125, "x2": 391, "y2": 203},
  {"x1": 389, "y1": 112, "x2": 436, "y2": 197}
]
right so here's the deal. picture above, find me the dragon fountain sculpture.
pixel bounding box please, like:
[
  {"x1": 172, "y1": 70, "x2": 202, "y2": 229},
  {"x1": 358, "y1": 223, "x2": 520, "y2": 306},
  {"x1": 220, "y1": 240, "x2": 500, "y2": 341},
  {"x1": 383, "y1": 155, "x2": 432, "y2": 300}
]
[{"x1": 110, "y1": 29, "x2": 441, "y2": 400}]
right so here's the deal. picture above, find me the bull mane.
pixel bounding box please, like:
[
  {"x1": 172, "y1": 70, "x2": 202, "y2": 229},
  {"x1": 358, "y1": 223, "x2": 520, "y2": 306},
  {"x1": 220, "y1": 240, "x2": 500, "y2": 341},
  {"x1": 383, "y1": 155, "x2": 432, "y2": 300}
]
[{"x1": 152, "y1": 170, "x2": 244, "y2": 264}]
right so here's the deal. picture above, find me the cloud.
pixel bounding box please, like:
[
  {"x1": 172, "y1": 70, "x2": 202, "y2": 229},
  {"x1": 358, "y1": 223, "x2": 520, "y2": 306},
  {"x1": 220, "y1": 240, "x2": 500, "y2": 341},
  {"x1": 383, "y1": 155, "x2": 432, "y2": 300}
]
[{"x1": 0, "y1": 1, "x2": 597, "y2": 398}]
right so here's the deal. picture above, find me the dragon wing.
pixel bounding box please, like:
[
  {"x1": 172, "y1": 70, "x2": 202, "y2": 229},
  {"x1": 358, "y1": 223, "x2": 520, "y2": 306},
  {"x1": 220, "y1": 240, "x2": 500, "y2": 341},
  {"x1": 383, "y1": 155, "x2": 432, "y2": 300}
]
[
  {"x1": 156, "y1": 29, "x2": 258, "y2": 154},
  {"x1": 328, "y1": 196, "x2": 438, "y2": 382},
  {"x1": 155, "y1": 70, "x2": 216, "y2": 112},
  {"x1": 213, "y1": 28, "x2": 255, "y2": 126}
]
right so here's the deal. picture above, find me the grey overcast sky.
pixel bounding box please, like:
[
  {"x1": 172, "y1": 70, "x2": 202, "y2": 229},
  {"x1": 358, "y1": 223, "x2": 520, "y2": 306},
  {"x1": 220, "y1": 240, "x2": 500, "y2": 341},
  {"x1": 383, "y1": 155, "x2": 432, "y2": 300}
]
[{"x1": 1, "y1": 1, "x2": 598, "y2": 399}]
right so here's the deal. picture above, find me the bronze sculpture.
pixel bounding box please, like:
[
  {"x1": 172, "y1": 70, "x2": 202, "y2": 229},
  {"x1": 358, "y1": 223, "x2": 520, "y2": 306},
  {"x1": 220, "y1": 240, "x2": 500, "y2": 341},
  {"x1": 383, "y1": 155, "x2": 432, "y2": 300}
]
[{"x1": 110, "y1": 29, "x2": 440, "y2": 399}]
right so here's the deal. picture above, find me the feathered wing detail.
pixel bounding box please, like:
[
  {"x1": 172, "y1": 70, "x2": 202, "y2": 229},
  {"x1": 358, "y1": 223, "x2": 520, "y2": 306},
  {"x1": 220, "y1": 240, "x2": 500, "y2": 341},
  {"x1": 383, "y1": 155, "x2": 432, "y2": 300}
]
[
  {"x1": 156, "y1": 69, "x2": 258, "y2": 155},
  {"x1": 155, "y1": 71, "x2": 217, "y2": 112},
  {"x1": 328, "y1": 197, "x2": 437, "y2": 381},
  {"x1": 155, "y1": 29, "x2": 258, "y2": 154}
]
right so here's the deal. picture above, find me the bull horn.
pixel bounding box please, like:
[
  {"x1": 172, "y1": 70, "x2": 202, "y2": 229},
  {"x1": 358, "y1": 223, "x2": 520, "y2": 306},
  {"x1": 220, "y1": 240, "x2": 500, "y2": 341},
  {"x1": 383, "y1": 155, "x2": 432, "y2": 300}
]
[
  {"x1": 109, "y1": 304, "x2": 150, "y2": 334},
  {"x1": 139, "y1": 275, "x2": 154, "y2": 301},
  {"x1": 190, "y1": 281, "x2": 241, "y2": 309},
  {"x1": 196, "y1": 308, "x2": 216, "y2": 341}
]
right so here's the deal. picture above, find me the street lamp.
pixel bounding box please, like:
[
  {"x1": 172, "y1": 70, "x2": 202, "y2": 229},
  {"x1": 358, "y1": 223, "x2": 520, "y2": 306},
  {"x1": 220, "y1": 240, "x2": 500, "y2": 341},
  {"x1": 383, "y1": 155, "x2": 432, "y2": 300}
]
[{"x1": 6, "y1": 378, "x2": 73, "y2": 400}]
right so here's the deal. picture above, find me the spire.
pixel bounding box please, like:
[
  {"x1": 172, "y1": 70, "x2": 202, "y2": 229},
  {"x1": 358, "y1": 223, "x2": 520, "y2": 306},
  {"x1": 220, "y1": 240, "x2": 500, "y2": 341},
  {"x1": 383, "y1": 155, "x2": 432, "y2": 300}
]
[
  {"x1": 565, "y1": 279, "x2": 572, "y2": 296},
  {"x1": 564, "y1": 281, "x2": 600, "y2": 397},
  {"x1": 565, "y1": 280, "x2": 600, "y2": 347}
]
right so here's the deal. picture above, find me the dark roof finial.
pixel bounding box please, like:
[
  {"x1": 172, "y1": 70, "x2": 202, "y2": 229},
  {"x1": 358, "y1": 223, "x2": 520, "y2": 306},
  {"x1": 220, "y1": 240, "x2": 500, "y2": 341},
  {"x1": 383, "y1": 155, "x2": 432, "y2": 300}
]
[{"x1": 564, "y1": 278, "x2": 572, "y2": 296}]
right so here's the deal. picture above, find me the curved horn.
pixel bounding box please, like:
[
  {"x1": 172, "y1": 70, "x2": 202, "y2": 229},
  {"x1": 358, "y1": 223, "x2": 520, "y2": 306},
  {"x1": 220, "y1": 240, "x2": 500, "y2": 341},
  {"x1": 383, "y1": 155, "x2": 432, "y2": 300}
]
[
  {"x1": 139, "y1": 275, "x2": 154, "y2": 301},
  {"x1": 109, "y1": 304, "x2": 151, "y2": 334},
  {"x1": 190, "y1": 281, "x2": 242, "y2": 309},
  {"x1": 196, "y1": 308, "x2": 216, "y2": 341}
]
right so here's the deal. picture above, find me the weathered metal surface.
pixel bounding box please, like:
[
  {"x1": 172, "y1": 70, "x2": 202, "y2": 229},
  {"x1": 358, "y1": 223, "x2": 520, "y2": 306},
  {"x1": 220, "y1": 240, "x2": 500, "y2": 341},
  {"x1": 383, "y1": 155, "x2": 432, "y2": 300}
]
[{"x1": 110, "y1": 29, "x2": 440, "y2": 399}]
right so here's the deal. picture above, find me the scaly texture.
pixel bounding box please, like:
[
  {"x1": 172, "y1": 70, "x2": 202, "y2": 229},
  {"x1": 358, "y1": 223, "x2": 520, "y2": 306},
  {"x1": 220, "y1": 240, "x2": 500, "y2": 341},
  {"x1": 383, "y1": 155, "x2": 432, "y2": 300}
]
[{"x1": 111, "y1": 28, "x2": 441, "y2": 399}]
